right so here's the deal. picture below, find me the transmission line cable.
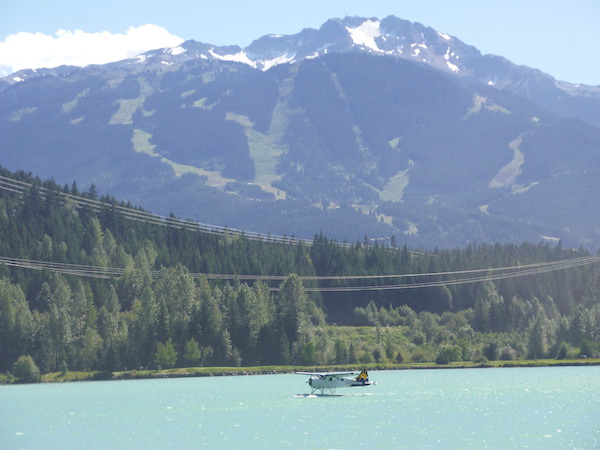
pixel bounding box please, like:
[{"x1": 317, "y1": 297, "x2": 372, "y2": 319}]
[
  {"x1": 2, "y1": 173, "x2": 598, "y2": 291},
  {"x1": 1, "y1": 254, "x2": 598, "y2": 292}
]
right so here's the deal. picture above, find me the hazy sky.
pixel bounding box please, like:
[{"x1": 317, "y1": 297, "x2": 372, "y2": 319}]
[{"x1": 1, "y1": 0, "x2": 599, "y2": 85}]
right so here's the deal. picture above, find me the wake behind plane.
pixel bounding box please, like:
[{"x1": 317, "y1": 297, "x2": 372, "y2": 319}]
[{"x1": 296, "y1": 369, "x2": 376, "y2": 395}]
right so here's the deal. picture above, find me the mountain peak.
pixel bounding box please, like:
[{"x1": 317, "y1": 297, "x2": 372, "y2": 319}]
[
  {"x1": 138, "y1": 15, "x2": 482, "y2": 77},
  {"x1": 131, "y1": 13, "x2": 598, "y2": 120},
  {"x1": 3, "y1": 14, "x2": 598, "y2": 128}
]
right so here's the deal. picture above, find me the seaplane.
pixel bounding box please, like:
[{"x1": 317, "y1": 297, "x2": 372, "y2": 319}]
[{"x1": 296, "y1": 369, "x2": 376, "y2": 395}]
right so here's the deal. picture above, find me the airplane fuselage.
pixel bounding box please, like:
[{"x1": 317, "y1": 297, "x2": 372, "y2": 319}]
[
  {"x1": 308, "y1": 374, "x2": 358, "y2": 391},
  {"x1": 306, "y1": 374, "x2": 375, "y2": 394}
]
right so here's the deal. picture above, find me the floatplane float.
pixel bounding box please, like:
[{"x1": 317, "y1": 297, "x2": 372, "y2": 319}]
[{"x1": 296, "y1": 369, "x2": 377, "y2": 396}]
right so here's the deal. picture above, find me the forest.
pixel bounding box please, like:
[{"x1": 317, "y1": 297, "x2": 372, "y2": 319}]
[{"x1": 1, "y1": 166, "x2": 599, "y2": 380}]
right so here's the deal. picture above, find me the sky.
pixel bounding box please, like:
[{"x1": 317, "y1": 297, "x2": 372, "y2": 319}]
[{"x1": 1, "y1": 0, "x2": 599, "y2": 85}]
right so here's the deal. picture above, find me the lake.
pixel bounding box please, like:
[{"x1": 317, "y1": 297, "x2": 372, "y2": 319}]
[{"x1": 1, "y1": 366, "x2": 599, "y2": 448}]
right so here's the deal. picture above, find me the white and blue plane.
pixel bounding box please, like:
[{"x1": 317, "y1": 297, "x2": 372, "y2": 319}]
[{"x1": 296, "y1": 369, "x2": 376, "y2": 395}]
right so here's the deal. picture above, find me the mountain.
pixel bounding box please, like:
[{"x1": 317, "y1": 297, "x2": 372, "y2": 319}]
[{"x1": 2, "y1": 16, "x2": 600, "y2": 249}]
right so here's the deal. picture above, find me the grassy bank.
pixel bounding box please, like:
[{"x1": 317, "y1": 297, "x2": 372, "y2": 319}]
[{"x1": 1, "y1": 358, "x2": 594, "y2": 384}]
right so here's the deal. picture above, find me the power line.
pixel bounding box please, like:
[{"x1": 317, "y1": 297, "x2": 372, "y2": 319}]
[
  {"x1": 0, "y1": 174, "x2": 425, "y2": 254},
  {"x1": 303, "y1": 255, "x2": 600, "y2": 292},
  {"x1": 1, "y1": 254, "x2": 598, "y2": 292},
  {"x1": 0, "y1": 175, "x2": 314, "y2": 246},
  {"x1": 2, "y1": 173, "x2": 599, "y2": 292}
]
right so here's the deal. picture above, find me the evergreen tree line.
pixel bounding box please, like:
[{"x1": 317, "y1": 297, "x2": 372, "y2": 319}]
[{"x1": 0, "y1": 167, "x2": 599, "y2": 376}]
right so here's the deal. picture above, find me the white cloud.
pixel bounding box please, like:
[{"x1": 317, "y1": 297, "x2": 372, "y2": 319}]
[{"x1": 0, "y1": 24, "x2": 184, "y2": 76}]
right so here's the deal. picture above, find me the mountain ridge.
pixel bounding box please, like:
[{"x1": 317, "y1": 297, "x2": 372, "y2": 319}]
[{"x1": 4, "y1": 15, "x2": 599, "y2": 129}]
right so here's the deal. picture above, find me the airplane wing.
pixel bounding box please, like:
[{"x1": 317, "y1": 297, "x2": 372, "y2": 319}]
[{"x1": 295, "y1": 371, "x2": 358, "y2": 377}]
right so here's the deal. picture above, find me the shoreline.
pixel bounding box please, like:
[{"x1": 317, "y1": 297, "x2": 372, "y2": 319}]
[{"x1": 4, "y1": 358, "x2": 600, "y2": 384}]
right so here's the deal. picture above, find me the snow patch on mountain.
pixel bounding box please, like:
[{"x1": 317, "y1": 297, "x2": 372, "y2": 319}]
[
  {"x1": 209, "y1": 49, "x2": 256, "y2": 68},
  {"x1": 446, "y1": 61, "x2": 460, "y2": 72},
  {"x1": 169, "y1": 46, "x2": 187, "y2": 56},
  {"x1": 259, "y1": 53, "x2": 296, "y2": 70},
  {"x1": 346, "y1": 20, "x2": 382, "y2": 52}
]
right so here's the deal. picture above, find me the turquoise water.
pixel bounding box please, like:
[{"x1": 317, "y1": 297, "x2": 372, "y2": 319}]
[{"x1": 1, "y1": 366, "x2": 599, "y2": 449}]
